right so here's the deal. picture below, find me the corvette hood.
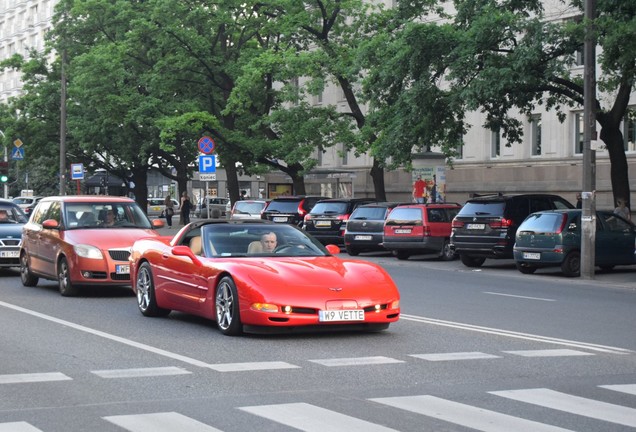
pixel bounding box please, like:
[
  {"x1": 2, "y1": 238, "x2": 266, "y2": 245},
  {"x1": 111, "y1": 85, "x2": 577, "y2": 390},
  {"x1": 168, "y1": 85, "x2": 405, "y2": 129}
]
[{"x1": 63, "y1": 229, "x2": 160, "y2": 249}]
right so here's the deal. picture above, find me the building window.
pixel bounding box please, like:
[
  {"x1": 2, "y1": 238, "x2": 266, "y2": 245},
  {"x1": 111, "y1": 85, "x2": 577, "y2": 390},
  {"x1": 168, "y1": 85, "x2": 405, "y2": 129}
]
[
  {"x1": 623, "y1": 109, "x2": 636, "y2": 152},
  {"x1": 531, "y1": 114, "x2": 542, "y2": 156},
  {"x1": 491, "y1": 130, "x2": 500, "y2": 158},
  {"x1": 574, "y1": 112, "x2": 584, "y2": 155},
  {"x1": 341, "y1": 143, "x2": 348, "y2": 165}
]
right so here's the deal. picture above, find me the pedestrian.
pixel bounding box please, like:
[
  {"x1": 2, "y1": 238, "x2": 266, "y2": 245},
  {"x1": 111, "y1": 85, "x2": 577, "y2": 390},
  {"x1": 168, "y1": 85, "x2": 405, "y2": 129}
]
[
  {"x1": 429, "y1": 175, "x2": 437, "y2": 204},
  {"x1": 180, "y1": 191, "x2": 192, "y2": 225},
  {"x1": 614, "y1": 197, "x2": 631, "y2": 221},
  {"x1": 575, "y1": 192, "x2": 582, "y2": 209},
  {"x1": 412, "y1": 175, "x2": 426, "y2": 204},
  {"x1": 164, "y1": 195, "x2": 175, "y2": 228}
]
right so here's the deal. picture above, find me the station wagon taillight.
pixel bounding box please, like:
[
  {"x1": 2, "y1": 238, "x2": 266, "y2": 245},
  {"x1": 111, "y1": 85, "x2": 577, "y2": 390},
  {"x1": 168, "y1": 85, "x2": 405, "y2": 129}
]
[
  {"x1": 337, "y1": 214, "x2": 350, "y2": 221},
  {"x1": 423, "y1": 226, "x2": 431, "y2": 236}
]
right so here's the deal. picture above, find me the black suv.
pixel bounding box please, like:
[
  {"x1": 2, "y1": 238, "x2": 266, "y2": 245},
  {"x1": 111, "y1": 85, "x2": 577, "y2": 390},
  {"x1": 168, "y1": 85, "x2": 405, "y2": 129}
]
[
  {"x1": 450, "y1": 194, "x2": 574, "y2": 267},
  {"x1": 302, "y1": 198, "x2": 377, "y2": 245},
  {"x1": 261, "y1": 196, "x2": 328, "y2": 227}
]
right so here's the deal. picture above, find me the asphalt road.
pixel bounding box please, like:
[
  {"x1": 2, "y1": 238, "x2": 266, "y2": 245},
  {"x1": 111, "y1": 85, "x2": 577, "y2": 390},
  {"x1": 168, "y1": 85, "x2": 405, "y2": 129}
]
[{"x1": 1, "y1": 248, "x2": 635, "y2": 431}]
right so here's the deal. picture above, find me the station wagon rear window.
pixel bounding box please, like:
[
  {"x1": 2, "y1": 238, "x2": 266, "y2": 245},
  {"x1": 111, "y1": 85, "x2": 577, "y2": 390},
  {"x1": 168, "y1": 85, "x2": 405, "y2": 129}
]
[
  {"x1": 350, "y1": 207, "x2": 388, "y2": 220},
  {"x1": 519, "y1": 213, "x2": 565, "y2": 233}
]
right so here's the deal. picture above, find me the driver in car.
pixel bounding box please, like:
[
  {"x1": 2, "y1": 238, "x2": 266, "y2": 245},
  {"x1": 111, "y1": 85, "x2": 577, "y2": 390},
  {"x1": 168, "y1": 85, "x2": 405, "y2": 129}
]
[{"x1": 260, "y1": 232, "x2": 277, "y2": 252}]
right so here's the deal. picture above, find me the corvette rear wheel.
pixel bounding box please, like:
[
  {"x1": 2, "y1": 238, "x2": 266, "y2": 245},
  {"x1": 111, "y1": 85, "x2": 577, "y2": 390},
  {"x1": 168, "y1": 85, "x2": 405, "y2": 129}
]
[
  {"x1": 136, "y1": 262, "x2": 170, "y2": 317},
  {"x1": 57, "y1": 257, "x2": 79, "y2": 297},
  {"x1": 20, "y1": 252, "x2": 39, "y2": 287},
  {"x1": 215, "y1": 276, "x2": 242, "y2": 336}
]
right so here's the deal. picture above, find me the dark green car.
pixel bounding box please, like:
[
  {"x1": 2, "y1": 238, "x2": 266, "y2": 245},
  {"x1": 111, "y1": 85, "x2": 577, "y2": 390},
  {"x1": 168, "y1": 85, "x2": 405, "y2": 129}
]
[{"x1": 513, "y1": 209, "x2": 636, "y2": 277}]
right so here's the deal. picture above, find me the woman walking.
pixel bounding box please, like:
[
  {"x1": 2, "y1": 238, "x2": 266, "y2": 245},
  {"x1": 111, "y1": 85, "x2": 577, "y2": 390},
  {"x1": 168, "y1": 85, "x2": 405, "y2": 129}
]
[
  {"x1": 180, "y1": 191, "x2": 192, "y2": 225},
  {"x1": 164, "y1": 195, "x2": 175, "y2": 228}
]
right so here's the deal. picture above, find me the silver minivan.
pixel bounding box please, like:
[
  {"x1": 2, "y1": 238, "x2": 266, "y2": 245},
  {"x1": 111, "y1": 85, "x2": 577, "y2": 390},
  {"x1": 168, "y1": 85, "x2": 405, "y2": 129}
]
[{"x1": 229, "y1": 200, "x2": 269, "y2": 220}]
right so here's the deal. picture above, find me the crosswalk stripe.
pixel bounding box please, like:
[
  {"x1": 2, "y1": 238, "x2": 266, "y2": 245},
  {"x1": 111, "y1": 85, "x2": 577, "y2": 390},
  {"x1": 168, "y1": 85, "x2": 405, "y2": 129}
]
[
  {"x1": 207, "y1": 361, "x2": 300, "y2": 372},
  {"x1": 503, "y1": 349, "x2": 594, "y2": 357},
  {"x1": 239, "y1": 402, "x2": 399, "y2": 432},
  {"x1": 370, "y1": 395, "x2": 573, "y2": 432},
  {"x1": 0, "y1": 372, "x2": 72, "y2": 384},
  {"x1": 599, "y1": 383, "x2": 636, "y2": 395},
  {"x1": 103, "y1": 412, "x2": 223, "y2": 432},
  {"x1": 308, "y1": 356, "x2": 404, "y2": 366},
  {"x1": 490, "y1": 388, "x2": 636, "y2": 427},
  {"x1": 0, "y1": 422, "x2": 43, "y2": 432},
  {"x1": 410, "y1": 352, "x2": 500, "y2": 361},
  {"x1": 91, "y1": 367, "x2": 191, "y2": 378}
]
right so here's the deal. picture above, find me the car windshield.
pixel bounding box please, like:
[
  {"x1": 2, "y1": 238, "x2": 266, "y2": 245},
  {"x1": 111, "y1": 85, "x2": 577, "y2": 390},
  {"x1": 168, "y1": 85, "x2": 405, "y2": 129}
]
[
  {"x1": 200, "y1": 223, "x2": 328, "y2": 257},
  {"x1": 310, "y1": 202, "x2": 349, "y2": 215},
  {"x1": 12, "y1": 197, "x2": 33, "y2": 205},
  {"x1": 64, "y1": 202, "x2": 152, "y2": 229},
  {"x1": 350, "y1": 206, "x2": 389, "y2": 220},
  {"x1": 518, "y1": 212, "x2": 566, "y2": 234},
  {"x1": 265, "y1": 200, "x2": 302, "y2": 213},
  {"x1": 0, "y1": 205, "x2": 27, "y2": 223}
]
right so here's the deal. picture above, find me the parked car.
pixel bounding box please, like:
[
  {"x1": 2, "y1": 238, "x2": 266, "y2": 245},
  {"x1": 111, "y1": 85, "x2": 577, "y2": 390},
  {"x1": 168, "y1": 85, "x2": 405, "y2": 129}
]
[
  {"x1": 261, "y1": 196, "x2": 328, "y2": 226},
  {"x1": 0, "y1": 199, "x2": 28, "y2": 269},
  {"x1": 514, "y1": 209, "x2": 636, "y2": 277},
  {"x1": 302, "y1": 198, "x2": 377, "y2": 245},
  {"x1": 12, "y1": 195, "x2": 43, "y2": 217},
  {"x1": 147, "y1": 197, "x2": 180, "y2": 218},
  {"x1": 20, "y1": 196, "x2": 165, "y2": 296},
  {"x1": 450, "y1": 194, "x2": 574, "y2": 267},
  {"x1": 383, "y1": 203, "x2": 462, "y2": 260},
  {"x1": 129, "y1": 220, "x2": 400, "y2": 335},
  {"x1": 344, "y1": 202, "x2": 405, "y2": 256},
  {"x1": 229, "y1": 199, "x2": 269, "y2": 220},
  {"x1": 195, "y1": 196, "x2": 230, "y2": 218}
]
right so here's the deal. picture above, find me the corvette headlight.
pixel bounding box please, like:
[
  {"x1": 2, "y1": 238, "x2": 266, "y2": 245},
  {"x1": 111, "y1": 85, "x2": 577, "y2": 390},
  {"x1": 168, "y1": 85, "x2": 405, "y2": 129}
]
[{"x1": 74, "y1": 244, "x2": 104, "y2": 259}]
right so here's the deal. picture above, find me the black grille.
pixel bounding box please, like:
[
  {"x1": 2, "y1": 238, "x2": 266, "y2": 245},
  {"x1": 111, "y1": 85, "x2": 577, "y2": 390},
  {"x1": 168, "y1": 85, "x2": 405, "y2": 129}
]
[
  {"x1": 0, "y1": 239, "x2": 20, "y2": 246},
  {"x1": 110, "y1": 273, "x2": 131, "y2": 281},
  {"x1": 108, "y1": 250, "x2": 130, "y2": 261}
]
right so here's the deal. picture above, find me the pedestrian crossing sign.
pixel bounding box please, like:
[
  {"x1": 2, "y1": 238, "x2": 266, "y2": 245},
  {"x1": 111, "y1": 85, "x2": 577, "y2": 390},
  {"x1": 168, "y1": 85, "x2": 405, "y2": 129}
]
[{"x1": 11, "y1": 146, "x2": 24, "y2": 160}]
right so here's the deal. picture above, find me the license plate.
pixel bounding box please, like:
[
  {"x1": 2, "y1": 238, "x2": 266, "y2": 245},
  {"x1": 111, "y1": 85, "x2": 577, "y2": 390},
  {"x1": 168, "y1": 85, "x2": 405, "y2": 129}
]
[
  {"x1": 151, "y1": 206, "x2": 161, "y2": 211},
  {"x1": 0, "y1": 250, "x2": 18, "y2": 258},
  {"x1": 394, "y1": 229, "x2": 412, "y2": 234},
  {"x1": 354, "y1": 235, "x2": 372, "y2": 241},
  {"x1": 319, "y1": 309, "x2": 365, "y2": 322},
  {"x1": 116, "y1": 264, "x2": 130, "y2": 274},
  {"x1": 466, "y1": 224, "x2": 486, "y2": 230},
  {"x1": 523, "y1": 252, "x2": 541, "y2": 260},
  {"x1": 315, "y1": 220, "x2": 331, "y2": 227},
  {"x1": 273, "y1": 216, "x2": 287, "y2": 223}
]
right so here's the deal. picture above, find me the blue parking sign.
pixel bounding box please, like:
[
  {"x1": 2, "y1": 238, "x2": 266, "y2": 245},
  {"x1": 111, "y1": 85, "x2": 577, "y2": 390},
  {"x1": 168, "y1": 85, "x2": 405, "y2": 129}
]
[{"x1": 199, "y1": 155, "x2": 216, "y2": 173}]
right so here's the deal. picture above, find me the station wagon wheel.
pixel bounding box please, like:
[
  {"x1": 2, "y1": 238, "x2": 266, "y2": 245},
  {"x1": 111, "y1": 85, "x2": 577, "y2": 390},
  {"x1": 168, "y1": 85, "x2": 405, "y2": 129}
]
[
  {"x1": 460, "y1": 254, "x2": 485, "y2": 268},
  {"x1": 561, "y1": 251, "x2": 581, "y2": 277},
  {"x1": 57, "y1": 257, "x2": 79, "y2": 297},
  {"x1": 136, "y1": 262, "x2": 171, "y2": 317},
  {"x1": 516, "y1": 262, "x2": 537, "y2": 274},
  {"x1": 345, "y1": 246, "x2": 360, "y2": 256},
  {"x1": 20, "y1": 252, "x2": 39, "y2": 287},
  {"x1": 215, "y1": 276, "x2": 242, "y2": 336},
  {"x1": 439, "y1": 240, "x2": 456, "y2": 261}
]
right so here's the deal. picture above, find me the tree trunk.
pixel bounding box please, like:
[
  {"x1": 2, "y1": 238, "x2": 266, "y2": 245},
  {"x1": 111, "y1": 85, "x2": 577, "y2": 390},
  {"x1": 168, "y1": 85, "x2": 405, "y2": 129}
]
[
  {"x1": 224, "y1": 157, "x2": 240, "y2": 203},
  {"x1": 131, "y1": 168, "x2": 149, "y2": 212},
  {"x1": 370, "y1": 158, "x2": 386, "y2": 201},
  {"x1": 599, "y1": 124, "x2": 631, "y2": 209}
]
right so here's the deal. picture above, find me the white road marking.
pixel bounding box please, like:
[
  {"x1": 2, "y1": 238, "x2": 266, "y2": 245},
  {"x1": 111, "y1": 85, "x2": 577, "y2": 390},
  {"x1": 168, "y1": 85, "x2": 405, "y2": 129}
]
[
  {"x1": 239, "y1": 402, "x2": 399, "y2": 432},
  {"x1": 371, "y1": 395, "x2": 573, "y2": 432},
  {"x1": 599, "y1": 383, "x2": 636, "y2": 395},
  {"x1": 104, "y1": 412, "x2": 223, "y2": 432},
  {"x1": 504, "y1": 349, "x2": 594, "y2": 357},
  {"x1": 207, "y1": 361, "x2": 300, "y2": 372},
  {"x1": 400, "y1": 313, "x2": 633, "y2": 354},
  {"x1": 0, "y1": 422, "x2": 43, "y2": 432},
  {"x1": 484, "y1": 291, "x2": 556, "y2": 301},
  {"x1": 490, "y1": 388, "x2": 636, "y2": 427},
  {"x1": 0, "y1": 372, "x2": 71, "y2": 384},
  {"x1": 91, "y1": 366, "x2": 191, "y2": 378},
  {"x1": 410, "y1": 352, "x2": 501, "y2": 361},
  {"x1": 308, "y1": 356, "x2": 404, "y2": 366}
]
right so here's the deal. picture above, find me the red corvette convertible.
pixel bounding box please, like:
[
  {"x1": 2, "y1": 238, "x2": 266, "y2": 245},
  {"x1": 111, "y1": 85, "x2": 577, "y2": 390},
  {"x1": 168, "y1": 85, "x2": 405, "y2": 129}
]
[{"x1": 129, "y1": 220, "x2": 400, "y2": 335}]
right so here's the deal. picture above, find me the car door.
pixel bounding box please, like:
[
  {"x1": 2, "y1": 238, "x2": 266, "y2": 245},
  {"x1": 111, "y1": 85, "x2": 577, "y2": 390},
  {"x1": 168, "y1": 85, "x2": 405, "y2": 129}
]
[
  {"x1": 23, "y1": 200, "x2": 52, "y2": 274},
  {"x1": 596, "y1": 212, "x2": 635, "y2": 265},
  {"x1": 37, "y1": 201, "x2": 63, "y2": 277}
]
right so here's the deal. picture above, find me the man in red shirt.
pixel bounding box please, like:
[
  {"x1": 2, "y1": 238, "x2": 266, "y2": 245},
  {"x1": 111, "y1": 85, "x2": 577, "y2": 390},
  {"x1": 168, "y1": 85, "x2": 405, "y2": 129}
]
[{"x1": 412, "y1": 175, "x2": 427, "y2": 203}]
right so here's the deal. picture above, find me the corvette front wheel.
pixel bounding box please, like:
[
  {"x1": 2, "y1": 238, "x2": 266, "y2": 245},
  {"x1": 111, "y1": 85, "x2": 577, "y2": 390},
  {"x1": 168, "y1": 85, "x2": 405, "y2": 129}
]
[
  {"x1": 136, "y1": 262, "x2": 170, "y2": 317},
  {"x1": 215, "y1": 276, "x2": 242, "y2": 336}
]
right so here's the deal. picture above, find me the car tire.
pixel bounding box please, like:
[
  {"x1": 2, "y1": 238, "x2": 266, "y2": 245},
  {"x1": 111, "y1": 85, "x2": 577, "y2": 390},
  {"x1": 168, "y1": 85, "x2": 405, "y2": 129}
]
[
  {"x1": 439, "y1": 239, "x2": 456, "y2": 261},
  {"x1": 136, "y1": 262, "x2": 171, "y2": 317},
  {"x1": 516, "y1": 262, "x2": 537, "y2": 274},
  {"x1": 57, "y1": 257, "x2": 80, "y2": 297},
  {"x1": 396, "y1": 250, "x2": 410, "y2": 260},
  {"x1": 460, "y1": 254, "x2": 485, "y2": 268},
  {"x1": 215, "y1": 276, "x2": 242, "y2": 336},
  {"x1": 20, "y1": 252, "x2": 39, "y2": 287},
  {"x1": 561, "y1": 251, "x2": 581, "y2": 277},
  {"x1": 346, "y1": 246, "x2": 360, "y2": 256}
]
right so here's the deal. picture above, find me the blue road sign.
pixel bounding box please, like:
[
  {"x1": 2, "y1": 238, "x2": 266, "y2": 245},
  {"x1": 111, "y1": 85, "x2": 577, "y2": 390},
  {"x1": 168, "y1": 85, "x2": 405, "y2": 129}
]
[
  {"x1": 198, "y1": 155, "x2": 216, "y2": 173},
  {"x1": 11, "y1": 147, "x2": 24, "y2": 160},
  {"x1": 71, "y1": 163, "x2": 84, "y2": 180}
]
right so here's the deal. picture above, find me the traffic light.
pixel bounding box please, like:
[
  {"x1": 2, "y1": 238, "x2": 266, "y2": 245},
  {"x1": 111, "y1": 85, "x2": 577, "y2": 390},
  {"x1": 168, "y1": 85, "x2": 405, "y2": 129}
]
[{"x1": 0, "y1": 161, "x2": 8, "y2": 183}]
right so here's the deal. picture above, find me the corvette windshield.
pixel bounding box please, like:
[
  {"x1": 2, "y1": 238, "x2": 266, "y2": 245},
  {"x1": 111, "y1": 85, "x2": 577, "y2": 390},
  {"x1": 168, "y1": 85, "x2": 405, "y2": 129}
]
[
  {"x1": 64, "y1": 202, "x2": 153, "y2": 230},
  {"x1": 200, "y1": 224, "x2": 329, "y2": 257}
]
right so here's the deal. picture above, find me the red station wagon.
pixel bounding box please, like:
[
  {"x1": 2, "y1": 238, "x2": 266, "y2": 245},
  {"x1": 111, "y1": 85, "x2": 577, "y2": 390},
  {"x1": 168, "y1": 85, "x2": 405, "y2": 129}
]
[{"x1": 382, "y1": 203, "x2": 462, "y2": 260}]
